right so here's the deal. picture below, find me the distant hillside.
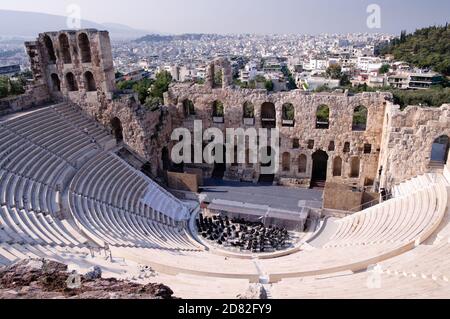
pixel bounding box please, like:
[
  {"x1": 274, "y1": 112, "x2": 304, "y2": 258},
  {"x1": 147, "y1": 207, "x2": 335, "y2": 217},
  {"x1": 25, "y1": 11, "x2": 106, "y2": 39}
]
[
  {"x1": 0, "y1": 10, "x2": 151, "y2": 40},
  {"x1": 380, "y1": 24, "x2": 450, "y2": 76},
  {"x1": 135, "y1": 33, "x2": 224, "y2": 43}
]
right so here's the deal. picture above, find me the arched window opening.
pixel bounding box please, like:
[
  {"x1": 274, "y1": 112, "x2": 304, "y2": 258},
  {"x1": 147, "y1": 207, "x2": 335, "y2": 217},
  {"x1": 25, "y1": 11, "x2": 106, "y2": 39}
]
[
  {"x1": 183, "y1": 99, "x2": 195, "y2": 117},
  {"x1": 328, "y1": 141, "x2": 335, "y2": 152},
  {"x1": 282, "y1": 152, "x2": 291, "y2": 172},
  {"x1": 298, "y1": 154, "x2": 307, "y2": 174},
  {"x1": 350, "y1": 157, "x2": 361, "y2": 178},
  {"x1": 213, "y1": 65, "x2": 223, "y2": 88},
  {"x1": 282, "y1": 103, "x2": 295, "y2": 127},
  {"x1": 110, "y1": 117, "x2": 123, "y2": 142},
  {"x1": 261, "y1": 102, "x2": 276, "y2": 129},
  {"x1": 245, "y1": 149, "x2": 252, "y2": 167},
  {"x1": 316, "y1": 104, "x2": 330, "y2": 129},
  {"x1": 84, "y1": 71, "x2": 96, "y2": 92},
  {"x1": 212, "y1": 100, "x2": 224, "y2": 123},
  {"x1": 212, "y1": 144, "x2": 227, "y2": 179},
  {"x1": 259, "y1": 146, "x2": 275, "y2": 184},
  {"x1": 352, "y1": 105, "x2": 368, "y2": 131},
  {"x1": 343, "y1": 142, "x2": 350, "y2": 153},
  {"x1": 162, "y1": 147, "x2": 170, "y2": 171},
  {"x1": 333, "y1": 156, "x2": 342, "y2": 177},
  {"x1": 311, "y1": 150, "x2": 329, "y2": 187},
  {"x1": 43, "y1": 35, "x2": 56, "y2": 64},
  {"x1": 431, "y1": 135, "x2": 450, "y2": 164},
  {"x1": 243, "y1": 101, "x2": 255, "y2": 125},
  {"x1": 65, "y1": 72, "x2": 78, "y2": 91},
  {"x1": 78, "y1": 33, "x2": 92, "y2": 63},
  {"x1": 50, "y1": 74, "x2": 61, "y2": 92},
  {"x1": 59, "y1": 33, "x2": 72, "y2": 64}
]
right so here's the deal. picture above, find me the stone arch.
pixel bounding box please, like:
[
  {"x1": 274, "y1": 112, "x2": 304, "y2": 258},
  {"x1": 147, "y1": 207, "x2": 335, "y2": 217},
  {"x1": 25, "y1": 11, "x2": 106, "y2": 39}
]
[
  {"x1": 245, "y1": 148, "x2": 253, "y2": 167},
  {"x1": 282, "y1": 152, "x2": 291, "y2": 172},
  {"x1": 431, "y1": 135, "x2": 450, "y2": 164},
  {"x1": 316, "y1": 104, "x2": 330, "y2": 129},
  {"x1": 261, "y1": 102, "x2": 276, "y2": 128},
  {"x1": 58, "y1": 33, "x2": 72, "y2": 64},
  {"x1": 162, "y1": 147, "x2": 171, "y2": 171},
  {"x1": 212, "y1": 100, "x2": 224, "y2": 117},
  {"x1": 352, "y1": 105, "x2": 368, "y2": 131},
  {"x1": 243, "y1": 101, "x2": 255, "y2": 119},
  {"x1": 65, "y1": 72, "x2": 78, "y2": 91},
  {"x1": 207, "y1": 58, "x2": 232, "y2": 89},
  {"x1": 333, "y1": 156, "x2": 343, "y2": 177},
  {"x1": 110, "y1": 117, "x2": 123, "y2": 142},
  {"x1": 78, "y1": 33, "x2": 92, "y2": 63},
  {"x1": 343, "y1": 142, "x2": 351, "y2": 153},
  {"x1": 350, "y1": 157, "x2": 361, "y2": 178},
  {"x1": 183, "y1": 99, "x2": 195, "y2": 117},
  {"x1": 259, "y1": 146, "x2": 276, "y2": 183},
  {"x1": 298, "y1": 154, "x2": 307, "y2": 174},
  {"x1": 43, "y1": 35, "x2": 56, "y2": 64},
  {"x1": 212, "y1": 144, "x2": 227, "y2": 179},
  {"x1": 84, "y1": 71, "x2": 96, "y2": 91},
  {"x1": 50, "y1": 74, "x2": 61, "y2": 92},
  {"x1": 311, "y1": 150, "x2": 329, "y2": 186},
  {"x1": 282, "y1": 103, "x2": 295, "y2": 126}
]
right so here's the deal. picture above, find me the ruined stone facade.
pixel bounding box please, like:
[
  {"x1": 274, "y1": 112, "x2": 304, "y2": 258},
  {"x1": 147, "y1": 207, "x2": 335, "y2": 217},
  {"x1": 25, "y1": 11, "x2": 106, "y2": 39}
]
[
  {"x1": 379, "y1": 104, "x2": 450, "y2": 188},
  {"x1": 19, "y1": 29, "x2": 450, "y2": 192},
  {"x1": 165, "y1": 80, "x2": 390, "y2": 188},
  {"x1": 24, "y1": 29, "x2": 173, "y2": 176}
]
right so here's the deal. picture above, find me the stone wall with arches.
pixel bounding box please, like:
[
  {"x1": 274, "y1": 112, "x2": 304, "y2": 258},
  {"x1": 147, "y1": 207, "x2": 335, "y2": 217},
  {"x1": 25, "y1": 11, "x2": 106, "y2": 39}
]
[
  {"x1": 26, "y1": 29, "x2": 116, "y2": 102},
  {"x1": 23, "y1": 29, "x2": 174, "y2": 177},
  {"x1": 165, "y1": 83, "x2": 391, "y2": 187},
  {"x1": 22, "y1": 30, "x2": 450, "y2": 191}
]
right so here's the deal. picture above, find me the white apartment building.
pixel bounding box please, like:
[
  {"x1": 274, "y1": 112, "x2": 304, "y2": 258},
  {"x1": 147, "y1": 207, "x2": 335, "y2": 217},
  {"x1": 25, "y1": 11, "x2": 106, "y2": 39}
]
[{"x1": 357, "y1": 57, "x2": 382, "y2": 72}]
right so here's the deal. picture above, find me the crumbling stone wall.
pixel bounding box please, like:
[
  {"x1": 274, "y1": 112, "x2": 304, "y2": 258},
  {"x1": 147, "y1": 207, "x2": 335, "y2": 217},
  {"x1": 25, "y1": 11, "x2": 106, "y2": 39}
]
[
  {"x1": 24, "y1": 29, "x2": 174, "y2": 176},
  {"x1": 205, "y1": 58, "x2": 233, "y2": 89},
  {"x1": 165, "y1": 83, "x2": 390, "y2": 188},
  {"x1": 0, "y1": 84, "x2": 50, "y2": 116},
  {"x1": 379, "y1": 104, "x2": 450, "y2": 189},
  {"x1": 21, "y1": 29, "x2": 450, "y2": 190}
]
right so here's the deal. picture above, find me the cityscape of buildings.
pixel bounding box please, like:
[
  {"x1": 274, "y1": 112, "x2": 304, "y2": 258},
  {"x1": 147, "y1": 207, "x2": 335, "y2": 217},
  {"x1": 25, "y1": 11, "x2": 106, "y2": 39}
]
[{"x1": 0, "y1": 31, "x2": 444, "y2": 93}]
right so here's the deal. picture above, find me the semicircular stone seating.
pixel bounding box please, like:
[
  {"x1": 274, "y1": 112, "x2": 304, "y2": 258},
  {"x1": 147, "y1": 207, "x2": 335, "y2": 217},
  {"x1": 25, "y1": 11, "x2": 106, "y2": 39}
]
[
  {"x1": 68, "y1": 151, "x2": 201, "y2": 251},
  {"x1": 1, "y1": 102, "x2": 450, "y2": 298}
]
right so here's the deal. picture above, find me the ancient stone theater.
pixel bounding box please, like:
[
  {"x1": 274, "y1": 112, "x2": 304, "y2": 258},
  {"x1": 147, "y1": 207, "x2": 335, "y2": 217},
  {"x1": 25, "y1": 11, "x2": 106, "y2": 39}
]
[{"x1": 0, "y1": 29, "x2": 449, "y2": 298}]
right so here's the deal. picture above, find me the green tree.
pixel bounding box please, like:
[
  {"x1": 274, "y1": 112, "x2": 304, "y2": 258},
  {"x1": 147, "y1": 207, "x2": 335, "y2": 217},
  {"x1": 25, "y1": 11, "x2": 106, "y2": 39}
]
[
  {"x1": 9, "y1": 79, "x2": 25, "y2": 95},
  {"x1": 316, "y1": 105, "x2": 330, "y2": 123},
  {"x1": 132, "y1": 78, "x2": 153, "y2": 104},
  {"x1": 117, "y1": 80, "x2": 136, "y2": 90},
  {"x1": 379, "y1": 25, "x2": 450, "y2": 76},
  {"x1": 212, "y1": 100, "x2": 224, "y2": 117},
  {"x1": 265, "y1": 80, "x2": 274, "y2": 92},
  {"x1": 326, "y1": 64, "x2": 342, "y2": 79},
  {"x1": 379, "y1": 64, "x2": 390, "y2": 74},
  {"x1": 281, "y1": 66, "x2": 298, "y2": 90},
  {"x1": 214, "y1": 69, "x2": 223, "y2": 87},
  {"x1": 151, "y1": 71, "x2": 172, "y2": 99},
  {"x1": 339, "y1": 74, "x2": 351, "y2": 86},
  {"x1": 0, "y1": 77, "x2": 8, "y2": 99},
  {"x1": 144, "y1": 96, "x2": 163, "y2": 111}
]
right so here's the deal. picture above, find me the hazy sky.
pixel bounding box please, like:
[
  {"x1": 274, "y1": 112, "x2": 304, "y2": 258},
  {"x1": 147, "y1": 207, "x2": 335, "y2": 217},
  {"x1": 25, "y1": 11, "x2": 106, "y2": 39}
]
[{"x1": 1, "y1": 0, "x2": 449, "y2": 34}]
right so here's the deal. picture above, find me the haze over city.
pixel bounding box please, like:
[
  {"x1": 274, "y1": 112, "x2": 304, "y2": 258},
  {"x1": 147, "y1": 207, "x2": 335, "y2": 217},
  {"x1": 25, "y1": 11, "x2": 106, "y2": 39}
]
[{"x1": 0, "y1": 0, "x2": 449, "y2": 34}]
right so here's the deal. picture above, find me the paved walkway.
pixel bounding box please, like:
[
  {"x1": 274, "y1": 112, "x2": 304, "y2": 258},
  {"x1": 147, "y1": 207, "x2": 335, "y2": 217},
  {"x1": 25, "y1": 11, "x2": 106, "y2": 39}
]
[{"x1": 201, "y1": 179, "x2": 323, "y2": 212}]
